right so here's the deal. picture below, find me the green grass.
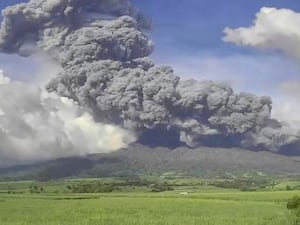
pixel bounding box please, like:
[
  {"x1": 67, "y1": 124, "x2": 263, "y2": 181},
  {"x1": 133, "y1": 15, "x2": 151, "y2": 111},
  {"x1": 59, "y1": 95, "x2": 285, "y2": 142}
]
[
  {"x1": 0, "y1": 191, "x2": 296, "y2": 225},
  {"x1": 0, "y1": 179, "x2": 298, "y2": 225}
]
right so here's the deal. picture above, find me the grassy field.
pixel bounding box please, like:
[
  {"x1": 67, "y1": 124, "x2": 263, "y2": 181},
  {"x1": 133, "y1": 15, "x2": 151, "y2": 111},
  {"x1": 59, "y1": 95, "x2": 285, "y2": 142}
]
[{"x1": 0, "y1": 179, "x2": 299, "y2": 225}]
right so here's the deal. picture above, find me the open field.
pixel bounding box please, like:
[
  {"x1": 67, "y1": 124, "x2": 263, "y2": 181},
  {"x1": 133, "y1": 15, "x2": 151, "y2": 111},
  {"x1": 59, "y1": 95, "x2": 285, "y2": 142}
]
[{"x1": 0, "y1": 179, "x2": 299, "y2": 225}]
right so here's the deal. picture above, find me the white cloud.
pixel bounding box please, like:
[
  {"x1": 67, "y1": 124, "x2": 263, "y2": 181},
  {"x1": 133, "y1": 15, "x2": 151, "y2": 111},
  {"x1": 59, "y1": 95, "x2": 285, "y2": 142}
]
[
  {"x1": 272, "y1": 97, "x2": 300, "y2": 130},
  {"x1": 0, "y1": 71, "x2": 136, "y2": 167},
  {"x1": 223, "y1": 7, "x2": 300, "y2": 61},
  {"x1": 280, "y1": 80, "x2": 300, "y2": 98},
  {"x1": 272, "y1": 80, "x2": 300, "y2": 126}
]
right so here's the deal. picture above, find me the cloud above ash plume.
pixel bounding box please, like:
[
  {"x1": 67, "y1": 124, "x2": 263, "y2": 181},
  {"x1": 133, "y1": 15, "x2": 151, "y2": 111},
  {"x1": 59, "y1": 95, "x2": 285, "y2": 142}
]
[
  {"x1": 223, "y1": 7, "x2": 300, "y2": 61},
  {"x1": 0, "y1": 0, "x2": 299, "y2": 157},
  {"x1": 0, "y1": 71, "x2": 135, "y2": 167}
]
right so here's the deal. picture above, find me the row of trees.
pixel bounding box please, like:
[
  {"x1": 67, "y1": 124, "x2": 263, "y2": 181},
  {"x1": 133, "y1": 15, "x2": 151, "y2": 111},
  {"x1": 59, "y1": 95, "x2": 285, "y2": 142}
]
[
  {"x1": 66, "y1": 178, "x2": 174, "y2": 193},
  {"x1": 210, "y1": 178, "x2": 277, "y2": 191},
  {"x1": 67, "y1": 182, "x2": 116, "y2": 193}
]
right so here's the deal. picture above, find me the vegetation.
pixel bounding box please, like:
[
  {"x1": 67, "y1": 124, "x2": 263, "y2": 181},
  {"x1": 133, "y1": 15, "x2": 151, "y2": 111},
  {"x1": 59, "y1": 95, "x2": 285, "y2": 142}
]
[
  {"x1": 286, "y1": 196, "x2": 300, "y2": 225},
  {"x1": 287, "y1": 196, "x2": 300, "y2": 210},
  {"x1": 0, "y1": 177, "x2": 299, "y2": 225},
  {"x1": 209, "y1": 177, "x2": 277, "y2": 191},
  {"x1": 69, "y1": 182, "x2": 116, "y2": 193}
]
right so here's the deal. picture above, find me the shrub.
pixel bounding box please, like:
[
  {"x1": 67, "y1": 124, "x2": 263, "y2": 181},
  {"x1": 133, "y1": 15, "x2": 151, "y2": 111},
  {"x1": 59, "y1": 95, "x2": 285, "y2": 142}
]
[
  {"x1": 286, "y1": 196, "x2": 300, "y2": 225},
  {"x1": 150, "y1": 183, "x2": 174, "y2": 192},
  {"x1": 287, "y1": 185, "x2": 293, "y2": 191},
  {"x1": 287, "y1": 196, "x2": 300, "y2": 210}
]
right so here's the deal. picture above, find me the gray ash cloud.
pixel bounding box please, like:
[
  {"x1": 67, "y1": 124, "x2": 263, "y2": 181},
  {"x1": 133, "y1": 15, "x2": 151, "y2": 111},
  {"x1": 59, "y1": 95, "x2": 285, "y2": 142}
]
[{"x1": 0, "y1": 0, "x2": 299, "y2": 155}]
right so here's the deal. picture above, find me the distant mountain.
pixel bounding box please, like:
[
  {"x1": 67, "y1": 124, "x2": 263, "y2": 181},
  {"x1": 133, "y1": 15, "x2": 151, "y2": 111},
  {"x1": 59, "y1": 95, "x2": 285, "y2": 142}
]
[{"x1": 0, "y1": 144, "x2": 299, "y2": 180}]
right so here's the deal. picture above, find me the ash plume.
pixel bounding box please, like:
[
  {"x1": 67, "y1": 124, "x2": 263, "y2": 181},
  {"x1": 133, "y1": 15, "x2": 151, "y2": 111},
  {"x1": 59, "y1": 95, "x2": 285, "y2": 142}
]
[{"x1": 0, "y1": 0, "x2": 299, "y2": 155}]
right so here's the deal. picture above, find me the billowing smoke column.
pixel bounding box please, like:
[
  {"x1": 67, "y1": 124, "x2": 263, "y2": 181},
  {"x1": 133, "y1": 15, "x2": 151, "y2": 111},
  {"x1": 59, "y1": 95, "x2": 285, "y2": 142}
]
[{"x1": 0, "y1": 0, "x2": 299, "y2": 155}]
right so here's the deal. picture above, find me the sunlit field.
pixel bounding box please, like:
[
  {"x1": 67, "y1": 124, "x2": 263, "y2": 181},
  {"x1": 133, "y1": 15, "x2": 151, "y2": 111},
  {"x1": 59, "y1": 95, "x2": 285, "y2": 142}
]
[{"x1": 0, "y1": 179, "x2": 299, "y2": 225}]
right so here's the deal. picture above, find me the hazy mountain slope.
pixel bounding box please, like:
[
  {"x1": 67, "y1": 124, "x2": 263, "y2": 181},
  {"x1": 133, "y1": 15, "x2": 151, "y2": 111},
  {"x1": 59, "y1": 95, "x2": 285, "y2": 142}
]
[
  {"x1": 106, "y1": 144, "x2": 300, "y2": 174},
  {"x1": 0, "y1": 144, "x2": 299, "y2": 180}
]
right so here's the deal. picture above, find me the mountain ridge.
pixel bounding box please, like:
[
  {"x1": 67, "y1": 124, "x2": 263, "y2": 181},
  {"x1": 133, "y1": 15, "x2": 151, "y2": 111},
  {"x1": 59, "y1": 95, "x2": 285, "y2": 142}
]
[{"x1": 0, "y1": 144, "x2": 299, "y2": 180}]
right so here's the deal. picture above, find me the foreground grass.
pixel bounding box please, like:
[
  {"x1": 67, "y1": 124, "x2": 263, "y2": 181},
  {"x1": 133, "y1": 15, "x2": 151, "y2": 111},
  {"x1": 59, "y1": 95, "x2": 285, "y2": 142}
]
[{"x1": 0, "y1": 191, "x2": 296, "y2": 225}]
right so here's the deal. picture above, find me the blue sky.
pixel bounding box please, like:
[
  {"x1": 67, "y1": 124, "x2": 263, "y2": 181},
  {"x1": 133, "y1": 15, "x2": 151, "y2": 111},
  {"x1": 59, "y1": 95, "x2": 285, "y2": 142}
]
[
  {"x1": 0, "y1": 0, "x2": 300, "y2": 121},
  {"x1": 0, "y1": 0, "x2": 24, "y2": 9},
  {"x1": 133, "y1": 0, "x2": 300, "y2": 54}
]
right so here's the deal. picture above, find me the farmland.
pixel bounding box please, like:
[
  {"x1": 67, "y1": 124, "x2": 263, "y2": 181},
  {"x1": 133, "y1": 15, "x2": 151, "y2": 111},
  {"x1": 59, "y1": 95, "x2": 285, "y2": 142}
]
[{"x1": 0, "y1": 178, "x2": 299, "y2": 225}]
